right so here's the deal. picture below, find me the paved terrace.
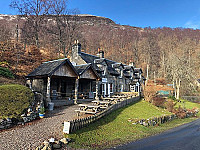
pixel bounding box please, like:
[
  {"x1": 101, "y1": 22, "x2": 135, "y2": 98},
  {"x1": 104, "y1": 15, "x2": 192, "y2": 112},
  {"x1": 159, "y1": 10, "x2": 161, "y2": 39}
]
[{"x1": 0, "y1": 104, "x2": 81, "y2": 150}]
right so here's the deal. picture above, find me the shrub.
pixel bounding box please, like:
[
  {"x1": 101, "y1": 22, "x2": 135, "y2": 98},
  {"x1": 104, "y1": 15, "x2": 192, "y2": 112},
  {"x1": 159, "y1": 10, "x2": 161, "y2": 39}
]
[
  {"x1": 168, "y1": 95, "x2": 176, "y2": 101},
  {"x1": 165, "y1": 100, "x2": 175, "y2": 112},
  {"x1": 0, "y1": 84, "x2": 34, "y2": 118},
  {"x1": 0, "y1": 67, "x2": 14, "y2": 79},
  {"x1": 152, "y1": 96, "x2": 166, "y2": 107},
  {"x1": 173, "y1": 106, "x2": 186, "y2": 119},
  {"x1": 144, "y1": 90, "x2": 156, "y2": 103}
]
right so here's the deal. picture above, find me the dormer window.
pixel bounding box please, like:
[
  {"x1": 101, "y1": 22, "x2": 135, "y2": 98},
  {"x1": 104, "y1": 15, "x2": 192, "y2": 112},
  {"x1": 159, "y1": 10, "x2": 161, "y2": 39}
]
[{"x1": 102, "y1": 65, "x2": 106, "y2": 76}]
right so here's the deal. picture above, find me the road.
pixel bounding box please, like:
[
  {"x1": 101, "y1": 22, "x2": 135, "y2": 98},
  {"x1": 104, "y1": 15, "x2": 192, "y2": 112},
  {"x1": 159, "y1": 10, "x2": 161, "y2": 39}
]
[{"x1": 111, "y1": 118, "x2": 200, "y2": 150}]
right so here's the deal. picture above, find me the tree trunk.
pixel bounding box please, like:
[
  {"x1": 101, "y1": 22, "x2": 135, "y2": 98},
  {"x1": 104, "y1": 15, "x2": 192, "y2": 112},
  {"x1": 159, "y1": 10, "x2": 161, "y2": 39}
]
[{"x1": 176, "y1": 78, "x2": 181, "y2": 99}]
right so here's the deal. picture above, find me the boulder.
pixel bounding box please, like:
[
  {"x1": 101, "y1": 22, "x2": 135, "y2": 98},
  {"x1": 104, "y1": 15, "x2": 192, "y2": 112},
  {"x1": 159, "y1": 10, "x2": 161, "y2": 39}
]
[{"x1": 60, "y1": 138, "x2": 68, "y2": 144}]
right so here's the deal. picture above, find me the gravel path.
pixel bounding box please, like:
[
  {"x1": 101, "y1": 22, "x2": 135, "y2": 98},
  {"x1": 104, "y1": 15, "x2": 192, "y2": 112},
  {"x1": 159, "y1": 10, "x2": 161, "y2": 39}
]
[{"x1": 0, "y1": 105, "x2": 80, "y2": 150}]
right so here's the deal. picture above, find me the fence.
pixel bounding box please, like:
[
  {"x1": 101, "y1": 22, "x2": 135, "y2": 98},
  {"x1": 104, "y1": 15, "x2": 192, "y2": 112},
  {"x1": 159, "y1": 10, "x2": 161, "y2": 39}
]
[
  {"x1": 182, "y1": 96, "x2": 200, "y2": 103},
  {"x1": 67, "y1": 96, "x2": 141, "y2": 133}
]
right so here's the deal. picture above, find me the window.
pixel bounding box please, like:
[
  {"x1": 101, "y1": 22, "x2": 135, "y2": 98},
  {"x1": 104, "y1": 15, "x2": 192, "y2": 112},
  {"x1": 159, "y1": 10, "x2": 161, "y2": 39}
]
[{"x1": 102, "y1": 65, "x2": 106, "y2": 76}]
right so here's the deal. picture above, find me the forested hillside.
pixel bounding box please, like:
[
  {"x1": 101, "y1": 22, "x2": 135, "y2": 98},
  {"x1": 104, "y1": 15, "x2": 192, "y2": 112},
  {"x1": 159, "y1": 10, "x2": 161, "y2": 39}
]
[{"x1": 0, "y1": 14, "x2": 200, "y2": 95}]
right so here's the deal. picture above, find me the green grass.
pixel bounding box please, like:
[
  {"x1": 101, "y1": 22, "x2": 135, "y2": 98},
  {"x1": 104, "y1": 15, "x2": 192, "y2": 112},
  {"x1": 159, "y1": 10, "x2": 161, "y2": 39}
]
[
  {"x1": 68, "y1": 100, "x2": 174, "y2": 149},
  {"x1": 175, "y1": 99, "x2": 200, "y2": 110},
  {"x1": 68, "y1": 99, "x2": 200, "y2": 149}
]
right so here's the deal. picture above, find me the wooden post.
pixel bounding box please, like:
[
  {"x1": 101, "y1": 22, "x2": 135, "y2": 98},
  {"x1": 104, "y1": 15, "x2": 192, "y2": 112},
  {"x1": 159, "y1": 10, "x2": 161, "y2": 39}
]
[
  {"x1": 74, "y1": 78, "x2": 79, "y2": 104},
  {"x1": 95, "y1": 80, "x2": 99, "y2": 100},
  {"x1": 46, "y1": 76, "x2": 51, "y2": 105}
]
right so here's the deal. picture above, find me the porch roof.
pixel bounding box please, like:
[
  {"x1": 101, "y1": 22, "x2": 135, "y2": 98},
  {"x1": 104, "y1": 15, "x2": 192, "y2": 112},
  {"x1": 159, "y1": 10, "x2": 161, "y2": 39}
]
[
  {"x1": 74, "y1": 63, "x2": 100, "y2": 79},
  {"x1": 27, "y1": 58, "x2": 78, "y2": 78}
]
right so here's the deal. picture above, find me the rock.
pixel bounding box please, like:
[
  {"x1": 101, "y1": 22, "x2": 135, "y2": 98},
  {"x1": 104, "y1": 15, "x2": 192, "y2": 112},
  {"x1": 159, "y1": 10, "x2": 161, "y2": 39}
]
[
  {"x1": 6, "y1": 118, "x2": 12, "y2": 124},
  {"x1": 53, "y1": 142, "x2": 61, "y2": 149},
  {"x1": 43, "y1": 141, "x2": 49, "y2": 147},
  {"x1": 11, "y1": 118, "x2": 19, "y2": 125},
  {"x1": 0, "y1": 125, "x2": 5, "y2": 130},
  {"x1": 17, "y1": 122, "x2": 25, "y2": 125},
  {"x1": 5, "y1": 124, "x2": 12, "y2": 129},
  {"x1": 35, "y1": 145, "x2": 44, "y2": 150},
  {"x1": 0, "y1": 119, "x2": 4, "y2": 123},
  {"x1": 22, "y1": 117, "x2": 29, "y2": 123},
  {"x1": 66, "y1": 138, "x2": 71, "y2": 142},
  {"x1": 49, "y1": 137, "x2": 55, "y2": 143},
  {"x1": 60, "y1": 138, "x2": 68, "y2": 144}
]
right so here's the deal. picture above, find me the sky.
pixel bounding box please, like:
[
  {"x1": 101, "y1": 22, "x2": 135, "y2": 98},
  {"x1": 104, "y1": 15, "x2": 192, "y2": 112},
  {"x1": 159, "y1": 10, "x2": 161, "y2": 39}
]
[{"x1": 1, "y1": 0, "x2": 200, "y2": 29}]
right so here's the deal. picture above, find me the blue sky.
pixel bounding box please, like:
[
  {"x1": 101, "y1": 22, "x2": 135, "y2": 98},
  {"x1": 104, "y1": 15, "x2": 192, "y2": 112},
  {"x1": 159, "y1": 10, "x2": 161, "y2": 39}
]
[{"x1": 1, "y1": 0, "x2": 200, "y2": 29}]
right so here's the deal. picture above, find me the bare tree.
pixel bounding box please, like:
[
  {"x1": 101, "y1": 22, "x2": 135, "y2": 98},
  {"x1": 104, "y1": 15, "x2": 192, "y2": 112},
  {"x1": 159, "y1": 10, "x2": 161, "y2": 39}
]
[{"x1": 10, "y1": 0, "x2": 52, "y2": 47}]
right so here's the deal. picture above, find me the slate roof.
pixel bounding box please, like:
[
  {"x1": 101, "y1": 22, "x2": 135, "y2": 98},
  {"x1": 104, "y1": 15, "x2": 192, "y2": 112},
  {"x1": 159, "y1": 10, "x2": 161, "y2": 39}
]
[
  {"x1": 74, "y1": 63, "x2": 100, "y2": 79},
  {"x1": 134, "y1": 68, "x2": 143, "y2": 73},
  {"x1": 74, "y1": 64, "x2": 91, "y2": 75},
  {"x1": 79, "y1": 52, "x2": 119, "y2": 75},
  {"x1": 27, "y1": 58, "x2": 77, "y2": 77}
]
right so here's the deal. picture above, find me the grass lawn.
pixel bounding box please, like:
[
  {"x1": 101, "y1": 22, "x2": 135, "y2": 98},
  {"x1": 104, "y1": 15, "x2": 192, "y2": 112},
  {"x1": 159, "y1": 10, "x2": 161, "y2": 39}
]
[{"x1": 68, "y1": 99, "x2": 200, "y2": 149}]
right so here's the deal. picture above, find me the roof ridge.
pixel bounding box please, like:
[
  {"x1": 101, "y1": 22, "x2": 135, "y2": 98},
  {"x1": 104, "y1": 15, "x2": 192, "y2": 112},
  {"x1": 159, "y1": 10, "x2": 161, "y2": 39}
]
[
  {"x1": 75, "y1": 63, "x2": 91, "y2": 66},
  {"x1": 43, "y1": 58, "x2": 68, "y2": 64}
]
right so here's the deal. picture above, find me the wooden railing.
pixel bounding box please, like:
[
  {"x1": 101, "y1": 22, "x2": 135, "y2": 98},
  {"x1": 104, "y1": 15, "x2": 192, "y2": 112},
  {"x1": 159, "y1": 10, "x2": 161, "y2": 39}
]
[{"x1": 67, "y1": 96, "x2": 140, "y2": 133}]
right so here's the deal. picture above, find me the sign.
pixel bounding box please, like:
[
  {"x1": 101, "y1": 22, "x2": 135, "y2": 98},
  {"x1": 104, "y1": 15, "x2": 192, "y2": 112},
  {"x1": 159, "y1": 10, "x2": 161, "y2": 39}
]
[
  {"x1": 102, "y1": 78, "x2": 107, "y2": 83},
  {"x1": 63, "y1": 121, "x2": 70, "y2": 134}
]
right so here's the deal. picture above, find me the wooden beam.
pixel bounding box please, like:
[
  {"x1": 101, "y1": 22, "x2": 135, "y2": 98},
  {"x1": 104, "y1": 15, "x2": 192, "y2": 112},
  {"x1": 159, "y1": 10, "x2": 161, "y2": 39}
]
[
  {"x1": 74, "y1": 78, "x2": 79, "y2": 104},
  {"x1": 46, "y1": 76, "x2": 51, "y2": 105},
  {"x1": 95, "y1": 80, "x2": 99, "y2": 100}
]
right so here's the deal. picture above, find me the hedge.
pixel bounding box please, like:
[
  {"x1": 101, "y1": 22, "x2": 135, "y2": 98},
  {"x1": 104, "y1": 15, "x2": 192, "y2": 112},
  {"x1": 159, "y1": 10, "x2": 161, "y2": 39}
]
[
  {"x1": 0, "y1": 84, "x2": 34, "y2": 118},
  {"x1": 0, "y1": 67, "x2": 14, "y2": 79}
]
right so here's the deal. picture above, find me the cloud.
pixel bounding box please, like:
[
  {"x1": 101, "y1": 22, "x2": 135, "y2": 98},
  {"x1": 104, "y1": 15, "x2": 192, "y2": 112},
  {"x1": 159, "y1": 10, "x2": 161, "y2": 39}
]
[
  {"x1": 184, "y1": 20, "x2": 200, "y2": 29},
  {"x1": 184, "y1": 15, "x2": 200, "y2": 29}
]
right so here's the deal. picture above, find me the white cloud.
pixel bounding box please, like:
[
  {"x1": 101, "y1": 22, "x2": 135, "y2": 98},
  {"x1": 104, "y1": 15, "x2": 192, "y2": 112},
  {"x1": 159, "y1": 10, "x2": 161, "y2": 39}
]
[
  {"x1": 184, "y1": 20, "x2": 200, "y2": 29},
  {"x1": 184, "y1": 14, "x2": 200, "y2": 29}
]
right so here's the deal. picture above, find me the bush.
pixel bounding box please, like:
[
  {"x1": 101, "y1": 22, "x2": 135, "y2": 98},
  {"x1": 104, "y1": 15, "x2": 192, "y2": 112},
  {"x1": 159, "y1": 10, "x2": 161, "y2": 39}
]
[
  {"x1": 152, "y1": 96, "x2": 166, "y2": 107},
  {"x1": 0, "y1": 84, "x2": 34, "y2": 118},
  {"x1": 173, "y1": 106, "x2": 186, "y2": 119},
  {"x1": 168, "y1": 95, "x2": 176, "y2": 101},
  {"x1": 0, "y1": 67, "x2": 14, "y2": 79},
  {"x1": 165, "y1": 100, "x2": 175, "y2": 112}
]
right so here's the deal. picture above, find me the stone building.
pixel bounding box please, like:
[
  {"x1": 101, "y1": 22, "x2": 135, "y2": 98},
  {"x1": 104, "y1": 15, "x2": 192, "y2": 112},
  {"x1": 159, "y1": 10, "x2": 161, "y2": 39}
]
[
  {"x1": 26, "y1": 41, "x2": 144, "y2": 106},
  {"x1": 69, "y1": 41, "x2": 143, "y2": 98},
  {"x1": 26, "y1": 58, "x2": 100, "y2": 106}
]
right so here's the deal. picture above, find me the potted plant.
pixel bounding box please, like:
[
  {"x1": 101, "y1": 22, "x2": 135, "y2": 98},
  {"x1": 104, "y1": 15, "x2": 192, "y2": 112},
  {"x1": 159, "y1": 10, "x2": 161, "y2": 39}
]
[{"x1": 39, "y1": 107, "x2": 45, "y2": 118}]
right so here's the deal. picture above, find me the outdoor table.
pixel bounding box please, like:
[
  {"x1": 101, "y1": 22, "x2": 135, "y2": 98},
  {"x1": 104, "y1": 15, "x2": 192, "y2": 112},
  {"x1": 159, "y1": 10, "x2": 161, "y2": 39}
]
[
  {"x1": 92, "y1": 100, "x2": 111, "y2": 107},
  {"x1": 111, "y1": 95, "x2": 127, "y2": 98}
]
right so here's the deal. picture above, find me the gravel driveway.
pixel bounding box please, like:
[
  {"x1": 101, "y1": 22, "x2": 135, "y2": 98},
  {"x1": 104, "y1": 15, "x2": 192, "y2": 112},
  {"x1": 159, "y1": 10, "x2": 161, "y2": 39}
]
[{"x1": 0, "y1": 105, "x2": 79, "y2": 150}]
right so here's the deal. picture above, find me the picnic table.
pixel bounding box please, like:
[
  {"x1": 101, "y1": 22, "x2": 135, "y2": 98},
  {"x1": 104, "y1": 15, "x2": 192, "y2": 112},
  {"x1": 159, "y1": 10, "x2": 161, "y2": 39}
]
[
  {"x1": 111, "y1": 95, "x2": 127, "y2": 98},
  {"x1": 75, "y1": 104, "x2": 101, "y2": 116},
  {"x1": 102, "y1": 97, "x2": 122, "y2": 104},
  {"x1": 92, "y1": 100, "x2": 111, "y2": 107}
]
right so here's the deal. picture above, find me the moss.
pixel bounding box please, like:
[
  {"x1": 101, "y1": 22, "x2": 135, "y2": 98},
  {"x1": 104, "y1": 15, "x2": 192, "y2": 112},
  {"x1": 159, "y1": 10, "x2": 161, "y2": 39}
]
[{"x1": 0, "y1": 84, "x2": 34, "y2": 118}]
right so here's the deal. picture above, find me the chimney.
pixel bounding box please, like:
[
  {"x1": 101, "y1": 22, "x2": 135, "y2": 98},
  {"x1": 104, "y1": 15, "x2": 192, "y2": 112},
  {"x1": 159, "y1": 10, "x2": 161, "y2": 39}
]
[
  {"x1": 97, "y1": 48, "x2": 104, "y2": 58},
  {"x1": 129, "y1": 60, "x2": 134, "y2": 67},
  {"x1": 72, "y1": 40, "x2": 81, "y2": 59}
]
